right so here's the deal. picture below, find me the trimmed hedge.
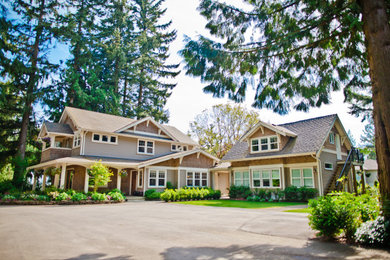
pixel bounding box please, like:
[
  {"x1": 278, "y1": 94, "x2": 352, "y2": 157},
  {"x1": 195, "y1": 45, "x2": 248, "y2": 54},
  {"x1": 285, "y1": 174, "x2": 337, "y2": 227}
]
[{"x1": 160, "y1": 187, "x2": 221, "y2": 202}]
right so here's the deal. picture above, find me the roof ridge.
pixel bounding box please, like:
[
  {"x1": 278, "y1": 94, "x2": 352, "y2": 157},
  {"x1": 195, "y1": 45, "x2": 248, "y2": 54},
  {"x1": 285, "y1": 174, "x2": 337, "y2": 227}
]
[
  {"x1": 277, "y1": 114, "x2": 337, "y2": 126},
  {"x1": 65, "y1": 106, "x2": 136, "y2": 121}
]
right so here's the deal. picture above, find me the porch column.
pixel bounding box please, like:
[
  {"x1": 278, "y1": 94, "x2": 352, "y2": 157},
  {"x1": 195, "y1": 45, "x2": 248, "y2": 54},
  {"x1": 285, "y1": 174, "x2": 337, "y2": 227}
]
[
  {"x1": 84, "y1": 168, "x2": 89, "y2": 193},
  {"x1": 177, "y1": 169, "x2": 180, "y2": 188},
  {"x1": 50, "y1": 135, "x2": 56, "y2": 148},
  {"x1": 117, "y1": 169, "x2": 121, "y2": 190},
  {"x1": 41, "y1": 172, "x2": 47, "y2": 191},
  {"x1": 59, "y1": 163, "x2": 66, "y2": 189},
  {"x1": 54, "y1": 174, "x2": 60, "y2": 188},
  {"x1": 129, "y1": 171, "x2": 133, "y2": 195},
  {"x1": 32, "y1": 172, "x2": 37, "y2": 191},
  {"x1": 214, "y1": 172, "x2": 218, "y2": 190}
]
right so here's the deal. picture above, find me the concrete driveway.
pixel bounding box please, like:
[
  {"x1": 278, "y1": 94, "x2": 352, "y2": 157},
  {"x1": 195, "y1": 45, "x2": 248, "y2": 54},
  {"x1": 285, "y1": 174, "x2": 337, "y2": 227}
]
[{"x1": 0, "y1": 201, "x2": 389, "y2": 260}]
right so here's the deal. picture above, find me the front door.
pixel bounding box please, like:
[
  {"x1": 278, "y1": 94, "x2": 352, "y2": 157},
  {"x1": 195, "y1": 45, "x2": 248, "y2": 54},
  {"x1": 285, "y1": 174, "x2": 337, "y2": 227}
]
[
  {"x1": 217, "y1": 172, "x2": 229, "y2": 196},
  {"x1": 131, "y1": 170, "x2": 137, "y2": 195}
]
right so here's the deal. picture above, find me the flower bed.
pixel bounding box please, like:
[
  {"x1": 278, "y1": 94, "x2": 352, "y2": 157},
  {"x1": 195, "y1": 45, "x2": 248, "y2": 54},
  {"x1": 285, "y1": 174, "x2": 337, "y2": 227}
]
[{"x1": 0, "y1": 188, "x2": 127, "y2": 206}]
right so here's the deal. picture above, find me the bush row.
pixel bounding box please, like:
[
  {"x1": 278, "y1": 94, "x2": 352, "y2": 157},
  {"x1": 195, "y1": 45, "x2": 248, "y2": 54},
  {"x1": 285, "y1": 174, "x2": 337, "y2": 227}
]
[
  {"x1": 228, "y1": 185, "x2": 318, "y2": 202},
  {"x1": 308, "y1": 188, "x2": 388, "y2": 247},
  {"x1": 160, "y1": 187, "x2": 221, "y2": 202},
  {"x1": 1, "y1": 187, "x2": 126, "y2": 203}
]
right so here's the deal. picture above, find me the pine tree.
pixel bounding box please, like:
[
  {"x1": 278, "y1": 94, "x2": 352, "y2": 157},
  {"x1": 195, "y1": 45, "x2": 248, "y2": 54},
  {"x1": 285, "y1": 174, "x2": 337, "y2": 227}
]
[
  {"x1": 2, "y1": 0, "x2": 60, "y2": 188},
  {"x1": 128, "y1": 0, "x2": 180, "y2": 122},
  {"x1": 180, "y1": 0, "x2": 390, "y2": 220}
]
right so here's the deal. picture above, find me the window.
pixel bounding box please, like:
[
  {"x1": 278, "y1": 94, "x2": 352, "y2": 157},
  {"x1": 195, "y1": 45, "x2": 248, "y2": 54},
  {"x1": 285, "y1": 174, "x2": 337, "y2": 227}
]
[
  {"x1": 186, "y1": 171, "x2": 208, "y2": 187},
  {"x1": 324, "y1": 162, "x2": 333, "y2": 170},
  {"x1": 149, "y1": 169, "x2": 166, "y2": 187},
  {"x1": 73, "y1": 133, "x2": 81, "y2": 148},
  {"x1": 171, "y1": 144, "x2": 188, "y2": 152},
  {"x1": 290, "y1": 168, "x2": 314, "y2": 188},
  {"x1": 329, "y1": 132, "x2": 335, "y2": 144},
  {"x1": 138, "y1": 140, "x2": 154, "y2": 154},
  {"x1": 251, "y1": 136, "x2": 279, "y2": 152},
  {"x1": 92, "y1": 133, "x2": 117, "y2": 144},
  {"x1": 252, "y1": 169, "x2": 281, "y2": 188},
  {"x1": 234, "y1": 171, "x2": 250, "y2": 186}
]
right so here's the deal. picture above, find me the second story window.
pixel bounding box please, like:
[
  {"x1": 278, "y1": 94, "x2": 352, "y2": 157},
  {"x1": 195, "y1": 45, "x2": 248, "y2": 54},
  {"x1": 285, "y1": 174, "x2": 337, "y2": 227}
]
[
  {"x1": 329, "y1": 132, "x2": 335, "y2": 144},
  {"x1": 92, "y1": 133, "x2": 118, "y2": 144},
  {"x1": 138, "y1": 140, "x2": 154, "y2": 155},
  {"x1": 73, "y1": 133, "x2": 81, "y2": 148},
  {"x1": 251, "y1": 136, "x2": 279, "y2": 152},
  {"x1": 171, "y1": 144, "x2": 188, "y2": 152}
]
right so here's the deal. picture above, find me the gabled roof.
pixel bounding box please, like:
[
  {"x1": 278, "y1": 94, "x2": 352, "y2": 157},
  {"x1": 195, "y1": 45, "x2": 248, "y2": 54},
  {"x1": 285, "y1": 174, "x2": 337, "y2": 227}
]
[
  {"x1": 239, "y1": 120, "x2": 297, "y2": 142},
  {"x1": 58, "y1": 107, "x2": 198, "y2": 145},
  {"x1": 223, "y1": 114, "x2": 338, "y2": 161},
  {"x1": 43, "y1": 122, "x2": 74, "y2": 135}
]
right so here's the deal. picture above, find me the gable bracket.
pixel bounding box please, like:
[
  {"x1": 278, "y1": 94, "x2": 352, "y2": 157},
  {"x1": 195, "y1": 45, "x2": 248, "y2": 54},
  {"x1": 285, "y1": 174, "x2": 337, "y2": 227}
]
[
  {"x1": 158, "y1": 129, "x2": 161, "y2": 135},
  {"x1": 260, "y1": 125, "x2": 264, "y2": 134},
  {"x1": 197, "y1": 152, "x2": 200, "y2": 159},
  {"x1": 179, "y1": 157, "x2": 183, "y2": 164},
  {"x1": 146, "y1": 120, "x2": 150, "y2": 127},
  {"x1": 341, "y1": 136, "x2": 347, "y2": 145}
]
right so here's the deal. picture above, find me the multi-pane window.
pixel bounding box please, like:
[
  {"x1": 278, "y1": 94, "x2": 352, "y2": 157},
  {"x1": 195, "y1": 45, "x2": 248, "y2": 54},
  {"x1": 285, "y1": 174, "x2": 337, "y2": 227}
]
[
  {"x1": 186, "y1": 171, "x2": 208, "y2": 187},
  {"x1": 138, "y1": 140, "x2": 154, "y2": 154},
  {"x1": 234, "y1": 171, "x2": 250, "y2": 186},
  {"x1": 291, "y1": 168, "x2": 314, "y2": 188},
  {"x1": 73, "y1": 133, "x2": 81, "y2": 148},
  {"x1": 92, "y1": 133, "x2": 117, "y2": 144},
  {"x1": 252, "y1": 169, "x2": 281, "y2": 188},
  {"x1": 329, "y1": 132, "x2": 335, "y2": 144},
  {"x1": 251, "y1": 136, "x2": 279, "y2": 152},
  {"x1": 149, "y1": 170, "x2": 166, "y2": 187},
  {"x1": 171, "y1": 144, "x2": 188, "y2": 152}
]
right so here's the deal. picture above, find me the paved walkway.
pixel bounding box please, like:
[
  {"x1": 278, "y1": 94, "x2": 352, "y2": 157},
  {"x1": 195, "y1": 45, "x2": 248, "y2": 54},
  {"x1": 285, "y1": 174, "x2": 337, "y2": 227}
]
[{"x1": 0, "y1": 201, "x2": 389, "y2": 259}]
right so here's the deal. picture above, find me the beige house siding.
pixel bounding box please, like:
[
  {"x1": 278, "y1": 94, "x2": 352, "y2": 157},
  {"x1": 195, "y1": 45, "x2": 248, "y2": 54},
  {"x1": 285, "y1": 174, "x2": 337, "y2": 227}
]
[
  {"x1": 83, "y1": 132, "x2": 172, "y2": 160},
  {"x1": 319, "y1": 151, "x2": 339, "y2": 192},
  {"x1": 135, "y1": 121, "x2": 160, "y2": 134},
  {"x1": 323, "y1": 125, "x2": 349, "y2": 154},
  {"x1": 231, "y1": 155, "x2": 316, "y2": 168},
  {"x1": 71, "y1": 147, "x2": 80, "y2": 156}
]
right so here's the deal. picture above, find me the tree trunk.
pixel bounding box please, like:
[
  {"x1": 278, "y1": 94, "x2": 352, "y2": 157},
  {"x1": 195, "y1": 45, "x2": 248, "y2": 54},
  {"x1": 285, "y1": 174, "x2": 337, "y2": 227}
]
[
  {"x1": 360, "y1": 0, "x2": 390, "y2": 220},
  {"x1": 137, "y1": 68, "x2": 144, "y2": 119},
  {"x1": 13, "y1": 0, "x2": 46, "y2": 188},
  {"x1": 122, "y1": 73, "x2": 128, "y2": 115}
]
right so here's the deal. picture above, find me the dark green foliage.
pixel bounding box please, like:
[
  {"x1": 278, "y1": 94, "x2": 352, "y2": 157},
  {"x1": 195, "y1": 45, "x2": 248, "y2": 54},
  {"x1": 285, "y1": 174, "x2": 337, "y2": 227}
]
[
  {"x1": 180, "y1": 0, "x2": 371, "y2": 116},
  {"x1": 160, "y1": 187, "x2": 220, "y2": 202},
  {"x1": 166, "y1": 182, "x2": 176, "y2": 189},
  {"x1": 284, "y1": 186, "x2": 318, "y2": 201},
  {"x1": 228, "y1": 185, "x2": 251, "y2": 199},
  {"x1": 145, "y1": 189, "x2": 162, "y2": 200},
  {"x1": 0, "y1": 180, "x2": 15, "y2": 194},
  {"x1": 309, "y1": 192, "x2": 380, "y2": 239}
]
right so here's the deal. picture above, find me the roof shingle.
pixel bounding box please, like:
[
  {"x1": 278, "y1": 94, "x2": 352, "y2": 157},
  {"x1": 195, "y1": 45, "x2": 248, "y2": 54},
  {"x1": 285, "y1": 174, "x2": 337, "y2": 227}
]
[{"x1": 44, "y1": 122, "x2": 74, "y2": 135}]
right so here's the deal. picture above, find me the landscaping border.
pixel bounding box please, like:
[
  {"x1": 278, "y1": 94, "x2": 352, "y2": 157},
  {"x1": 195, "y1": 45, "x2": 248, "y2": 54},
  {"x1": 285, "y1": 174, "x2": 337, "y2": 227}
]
[{"x1": 0, "y1": 200, "x2": 125, "y2": 206}]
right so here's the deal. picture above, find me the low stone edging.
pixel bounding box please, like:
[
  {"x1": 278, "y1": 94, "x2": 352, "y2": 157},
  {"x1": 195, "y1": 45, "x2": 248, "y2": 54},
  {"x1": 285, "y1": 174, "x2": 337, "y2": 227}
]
[{"x1": 0, "y1": 200, "x2": 125, "y2": 205}]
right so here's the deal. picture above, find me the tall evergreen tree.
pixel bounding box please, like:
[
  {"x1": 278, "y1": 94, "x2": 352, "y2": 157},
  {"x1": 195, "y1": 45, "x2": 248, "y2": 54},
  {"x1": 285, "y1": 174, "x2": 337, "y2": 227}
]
[
  {"x1": 180, "y1": 0, "x2": 390, "y2": 221},
  {"x1": 1, "y1": 0, "x2": 59, "y2": 187},
  {"x1": 128, "y1": 0, "x2": 180, "y2": 122}
]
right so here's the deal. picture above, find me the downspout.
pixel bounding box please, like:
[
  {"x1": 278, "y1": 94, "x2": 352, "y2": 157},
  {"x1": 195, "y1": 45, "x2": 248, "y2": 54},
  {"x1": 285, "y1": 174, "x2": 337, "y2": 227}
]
[{"x1": 311, "y1": 152, "x2": 324, "y2": 196}]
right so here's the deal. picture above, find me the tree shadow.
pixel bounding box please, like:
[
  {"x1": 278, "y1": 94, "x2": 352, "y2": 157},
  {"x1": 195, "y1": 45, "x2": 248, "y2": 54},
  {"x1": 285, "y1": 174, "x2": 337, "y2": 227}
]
[
  {"x1": 160, "y1": 240, "x2": 388, "y2": 260},
  {"x1": 61, "y1": 253, "x2": 133, "y2": 260}
]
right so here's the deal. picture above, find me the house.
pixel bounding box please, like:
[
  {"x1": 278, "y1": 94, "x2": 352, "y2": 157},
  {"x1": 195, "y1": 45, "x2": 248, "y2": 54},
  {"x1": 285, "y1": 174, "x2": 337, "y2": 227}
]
[
  {"x1": 356, "y1": 159, "x2": 378, "y2": 186},
  {"x1": 210, "y1": 114, "x2": 364, "y2": 196},
  {"x1": 29, "y1": 107, "x2": 219, "y2": 195}
]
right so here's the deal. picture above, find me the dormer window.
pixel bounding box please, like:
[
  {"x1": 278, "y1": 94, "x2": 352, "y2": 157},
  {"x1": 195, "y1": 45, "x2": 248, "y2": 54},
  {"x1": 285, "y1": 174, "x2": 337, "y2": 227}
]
[{"x1": 251, "y1": 136, "x2": 279, "y2": 153}]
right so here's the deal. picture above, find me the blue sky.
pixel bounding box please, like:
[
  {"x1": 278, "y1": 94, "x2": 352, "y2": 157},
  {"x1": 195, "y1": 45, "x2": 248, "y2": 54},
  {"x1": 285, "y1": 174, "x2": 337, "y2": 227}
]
[{"x1": 41, "y1": 0, "x2": 366, "y2": 144}]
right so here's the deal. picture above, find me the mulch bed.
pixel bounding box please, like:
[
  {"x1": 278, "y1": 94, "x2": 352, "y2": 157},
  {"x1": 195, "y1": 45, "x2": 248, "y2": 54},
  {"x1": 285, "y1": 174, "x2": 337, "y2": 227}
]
[{"x1": 0, "y1": 200, "x2": 125, "y2": 205}]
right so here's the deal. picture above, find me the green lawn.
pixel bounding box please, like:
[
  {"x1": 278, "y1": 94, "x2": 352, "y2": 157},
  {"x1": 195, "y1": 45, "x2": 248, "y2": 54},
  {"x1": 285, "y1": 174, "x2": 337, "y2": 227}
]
[
  {"x1": 174, "y1": 200, "x2": 306, "y2": 209},
  {"x1": 284, "y1": 208, "x2": 311, "y2": 213}
]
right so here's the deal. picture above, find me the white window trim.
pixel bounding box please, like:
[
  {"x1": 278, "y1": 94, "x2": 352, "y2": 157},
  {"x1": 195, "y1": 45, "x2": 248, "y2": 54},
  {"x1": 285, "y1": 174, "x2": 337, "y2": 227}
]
[
  {"x1": 329, "y1": 132, "x2": 335, "y2": 144},
  {"x1": 137, "y1": 170, "x2": 144, "y2": 188},
  {"x1": 171, "y1": 144, "x2": 188, "y2": 152},
  {"x1": 252, "y1": 168, "x2": 281, "y2": 188},
  {"x1": 250, "y1": 135, "x2": 279, "y2": 153},
  {"x1": 148, "y1": 169, "x2": 167, "y2": 188},
  {"x1": 186, "y1": 170, "x2": 208, "y2": 187},
  {"x1": 91, "y1": 133, "x2": 118, "y2": 145},
  {"x1": 73, "y1": 132, "x2": 81, "y2": 148},
  {"x1": 233, "y1": 170, "x2": 250, "y2": 187},
  {"x1": 324, "y1": 162, "x2": 333, "y2": 170},
  {"x1": 137, "y1": 139, "x2": 155, "y2": 155},
  {"x1": 290, "y1": 167, "x2": 314, "y2": 188}
]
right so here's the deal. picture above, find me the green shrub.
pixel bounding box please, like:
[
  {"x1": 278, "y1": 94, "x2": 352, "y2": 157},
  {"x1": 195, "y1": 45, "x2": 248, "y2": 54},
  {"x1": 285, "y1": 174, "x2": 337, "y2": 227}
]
[
  {"x1": 274, "y1": 189, "x2": 285, "y2": 201},
  {"x1": 213, "y1": 189, "x2": 221, "y2": 199},
  {"x1": 2, "y1": 194, "x2": 16, "y2": 201},
  {"x1": 55, "y1": 192, "x2": 71, "y2": 201},
  {"x1": 108, "y1": 191, "x2": 125, "y2": 201},
  {"x1": 166, "y1": 182, "x2": 176, "y2": 189},
  {"x1": 91, "y1": 192, "x2": 107, "y2": 201},
  {"x1": 309, "y1": 192, "x2": 379, "y2": 239},
  {"x1": 65, "y1": 189, "x2": 77, "y2": 196},
  {"x1": 160, "y1": 189, "x2": 173, "y2": 202},
  {"x1": 71, "y1": 193, "x2": 87, "y2": 202},
  {"x1": 229, "y1": 185, "x2": 252, "y2": 199},
  {"x1": 284, "y1": 186, "x2": 299, "y2": 201},
  {"x1": 284, "y1": 186, "x2": 318, "y2": 201},
  {"x1": 160, "y1": 187, "x2": 219, "y2": 202},
  {"x1": 0, "y1": 180, "x2": 15, "y2": 194},
  {"x1": 355, "y1": 216, "x2": 390, "y2": 246}
]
